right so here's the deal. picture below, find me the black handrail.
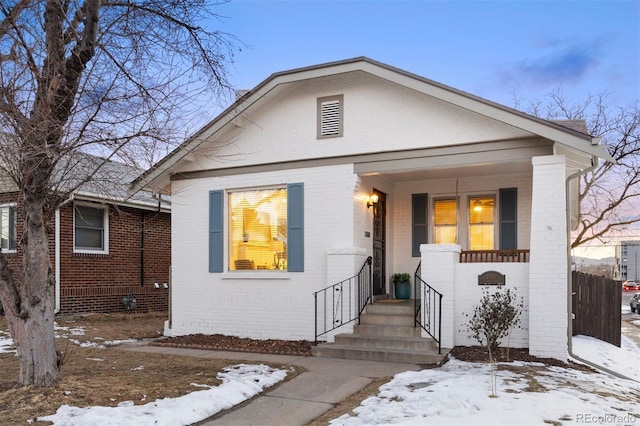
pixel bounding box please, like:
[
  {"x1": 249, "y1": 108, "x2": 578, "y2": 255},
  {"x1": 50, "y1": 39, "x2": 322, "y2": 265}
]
[
  {"x1": 313, "y1": 256, "x2": 373, "y2": 345},
  {"x1": 414, "y1": 262, "x2": 443, "y2": 354}
]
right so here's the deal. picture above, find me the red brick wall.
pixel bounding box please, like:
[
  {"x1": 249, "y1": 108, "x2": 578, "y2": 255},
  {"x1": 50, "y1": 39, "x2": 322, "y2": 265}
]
[
  {"x1": 0, "y1": 192, "x2": 23, "y2": 283},
  {"x1": 0, "y1": 192, "x2": 171, "y2": 315}
]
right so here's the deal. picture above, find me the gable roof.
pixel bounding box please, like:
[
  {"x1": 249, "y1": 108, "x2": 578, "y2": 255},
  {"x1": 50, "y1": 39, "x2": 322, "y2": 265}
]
[
  {"x1": 131, "y1": 57, "x2": 612, "y2": 194},
  {"x1": 60, "y1": 153, "x2": 169, "y2": 211},
  {"x1": 0, "y1": 151, "x2": 169, "y2": 212}
]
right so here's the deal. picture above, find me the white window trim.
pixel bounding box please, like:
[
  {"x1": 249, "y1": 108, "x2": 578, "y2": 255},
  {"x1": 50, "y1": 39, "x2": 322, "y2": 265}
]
[
  {"x1": 227, "y1": 185, "x2": 287, "y2": 272},
  {"x1": 467, "y1": 194, "x2": 497, "y2": 250},
  {"x1": 0, "y1": 203, "x2": 17, "y2": 253},
  {"x1": 73, "y1": 202, "x2": 109, "y2": 254},
  {"x1": 431, "y1": 196, "x2": 459, "y2": 245}
]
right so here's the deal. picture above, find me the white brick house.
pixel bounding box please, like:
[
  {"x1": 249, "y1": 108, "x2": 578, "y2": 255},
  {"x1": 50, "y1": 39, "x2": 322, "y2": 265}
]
[{"x1": 132, "y1": 57, "x2": 611, "y2": 360}]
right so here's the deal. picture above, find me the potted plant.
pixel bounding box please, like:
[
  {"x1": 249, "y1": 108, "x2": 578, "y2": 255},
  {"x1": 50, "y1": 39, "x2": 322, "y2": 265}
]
[{"x1": 391, "y1": 273, "x2": 411, "y2": 299}]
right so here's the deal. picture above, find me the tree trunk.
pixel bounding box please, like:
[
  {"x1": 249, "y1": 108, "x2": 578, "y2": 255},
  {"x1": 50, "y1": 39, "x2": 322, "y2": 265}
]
[{"x1": 6, "y1": 195, "x2": 59, "y2": 387}]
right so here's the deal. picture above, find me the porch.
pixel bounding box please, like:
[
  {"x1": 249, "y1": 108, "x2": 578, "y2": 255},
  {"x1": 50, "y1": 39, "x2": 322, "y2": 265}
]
[{"x1": 312, "y1": 248, "x2": 532, "y2": 364}]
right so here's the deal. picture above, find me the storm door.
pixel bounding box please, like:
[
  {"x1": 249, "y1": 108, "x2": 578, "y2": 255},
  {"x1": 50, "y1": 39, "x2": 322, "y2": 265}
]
[{"x1": 372, "y1": 190, "x2": 387, "y2": 295}]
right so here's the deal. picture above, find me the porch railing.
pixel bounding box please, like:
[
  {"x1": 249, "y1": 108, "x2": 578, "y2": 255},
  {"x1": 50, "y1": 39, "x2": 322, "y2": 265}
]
[
  {"x1": 313, "y1": 256, "x2": 373, "y2": 345},
  {"x1": 414, "y1": 262, "x2": 442, "y2": 354},
  {"x1": 460, "y1": 249, "x2": 530, "y2": 263}
]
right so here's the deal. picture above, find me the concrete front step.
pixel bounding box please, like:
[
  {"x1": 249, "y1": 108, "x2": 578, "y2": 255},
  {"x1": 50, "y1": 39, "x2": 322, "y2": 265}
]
[
  {"x1": 354, "y1": 324, "x2": 422, "y2": 338},
  {"x1": 359, "y1": 312, "x2": 414, "y2": 326},
  {"x1": 364, "y1": 302, "x2": 415, "y2": 315},
  {"x1": 311, "y1": 343, "x2": 446, "y2": 365},
  {"x1": 311, "y1": 299, "x2": 447, "y2": 365},
  {"x1": 334, "y1": 333, "x2": 437, "y2": 352}
]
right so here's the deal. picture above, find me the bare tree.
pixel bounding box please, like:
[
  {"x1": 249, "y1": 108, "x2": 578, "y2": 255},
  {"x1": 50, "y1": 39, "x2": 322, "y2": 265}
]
[
  {"x1": 520, "y1": 91, "x2": 640, "y2": 248},
  {"x1": 0, "y1": 0, "x2": 236, "y2": 387}
]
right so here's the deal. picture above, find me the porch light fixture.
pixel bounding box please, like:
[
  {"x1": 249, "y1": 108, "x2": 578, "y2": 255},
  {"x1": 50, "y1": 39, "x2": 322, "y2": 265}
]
[{"x1": 367, "y1": 193, "x2": 379, "y2": 208}]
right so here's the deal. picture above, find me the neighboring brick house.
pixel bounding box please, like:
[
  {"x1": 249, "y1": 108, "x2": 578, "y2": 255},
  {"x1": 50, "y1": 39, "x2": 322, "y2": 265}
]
[{"x1": 0, "y1": 154, "x2": 170, "y2": 314}]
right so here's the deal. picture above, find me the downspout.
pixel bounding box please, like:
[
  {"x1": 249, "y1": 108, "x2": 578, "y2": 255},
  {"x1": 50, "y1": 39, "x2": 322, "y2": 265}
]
[
  {"x1": 565, "y1": 156, "x2": 636, "y2": 381},
  {"x1": 141, "y1": 212, "x2": 146, "y2": 287},
  {"x1": 55, "y1": 195, "x2": 75, "y2": 314}
]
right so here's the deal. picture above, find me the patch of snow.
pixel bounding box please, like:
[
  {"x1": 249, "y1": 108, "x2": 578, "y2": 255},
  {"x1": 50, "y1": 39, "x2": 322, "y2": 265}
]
[
  {"x1": 330, "y1": 335, "x2": 640, "y2": 426},
  {"x1": 0, "y1": 330, "x2": 15, "y2": 354},
  {"x1": 38, "y1": 364, "x2": 288, "y2": 426}
]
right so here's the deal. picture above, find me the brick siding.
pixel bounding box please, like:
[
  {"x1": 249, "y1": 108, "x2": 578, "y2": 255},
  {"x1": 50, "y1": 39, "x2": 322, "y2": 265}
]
[{"x1": 0, "y1": 192, "x2": 170, "y2": 315}]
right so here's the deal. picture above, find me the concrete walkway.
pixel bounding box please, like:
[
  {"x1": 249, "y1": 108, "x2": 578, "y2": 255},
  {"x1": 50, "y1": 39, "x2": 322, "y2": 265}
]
[{"x1": 119, "y1": 343, "x2": 423, "y2": 426}]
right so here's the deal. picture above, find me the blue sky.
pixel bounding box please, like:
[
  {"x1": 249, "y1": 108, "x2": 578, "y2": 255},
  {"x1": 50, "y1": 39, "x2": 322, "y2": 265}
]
[{"x1": 212, "y1": 0, "x2": 639, "y2": 111}]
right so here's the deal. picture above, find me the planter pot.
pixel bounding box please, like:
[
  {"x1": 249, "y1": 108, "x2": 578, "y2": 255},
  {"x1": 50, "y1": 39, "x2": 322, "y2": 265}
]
[{"x1": 394, "y1": 282, "x2": 411, "y2": 299}]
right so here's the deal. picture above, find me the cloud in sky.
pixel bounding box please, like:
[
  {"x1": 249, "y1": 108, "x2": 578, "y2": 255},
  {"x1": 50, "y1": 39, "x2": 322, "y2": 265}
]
[
  {"x1": 520, "y1": 47, "x2": 596, "y2": 83},
  {"x1": 499, "y1": 37, "x2": 607, "y2": 90}
]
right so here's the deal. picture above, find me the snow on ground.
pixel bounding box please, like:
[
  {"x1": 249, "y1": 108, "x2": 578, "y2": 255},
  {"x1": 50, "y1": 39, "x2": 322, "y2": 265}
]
[
  {"x1": 330, "y1": 335, "x2": 640, "y2": 426},
  {"x1": 3, "y1": 317, "x2": 640, "y2": 425},
  {"x1": 0, "y1": 322, "x2": 85, "y2": 355},
  {"x1": 37, "y1": 364, "x2": 289, "y2": 426},
  {"x1": 0, "y1": 329, "x2": 13, "y2": 354}
]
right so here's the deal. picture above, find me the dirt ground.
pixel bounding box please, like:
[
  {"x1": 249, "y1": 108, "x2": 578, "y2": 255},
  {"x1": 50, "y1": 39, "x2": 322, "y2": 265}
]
[
  {"x1": 1, "y1": 313, "x2": 629, "y2": 425},
  {"x1": 0, "y1": 312, "x2": 305, "y2": 425}
]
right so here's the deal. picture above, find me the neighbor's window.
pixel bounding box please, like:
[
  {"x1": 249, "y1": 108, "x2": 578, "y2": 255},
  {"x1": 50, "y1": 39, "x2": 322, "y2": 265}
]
[
  {"x1": 0, "y1": 205, "x2": 17, "y2": 251},
  {"x1": 469, "y1": 196, "x2": 495, "y2": 250},
  {"x1": 229, "y1": 188, "x2": 287, "y2": 271},
  {"x1": 74, "y1": 204, "x2": 108, "y2": 253},
  {"x1": 434, "y1": 199, "x2": 457, "y2": 244},
  {"x1": 317, "y1": 95, "x2": 343, "y2": 138}
]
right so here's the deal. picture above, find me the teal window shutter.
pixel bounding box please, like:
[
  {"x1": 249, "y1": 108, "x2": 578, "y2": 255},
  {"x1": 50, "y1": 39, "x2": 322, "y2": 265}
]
[
  {"x1": 412, "y1": 193, "x2": 428, "y2": 257},
  {"x1": 287, "y1": 183, "x2": 304, "y2": 272},
  {"x1": 499, "y1": 188, "x2": 517, "y2": 250},
  {"x1": 209, "y1": 190, "x2": 224, "y2": 272}
]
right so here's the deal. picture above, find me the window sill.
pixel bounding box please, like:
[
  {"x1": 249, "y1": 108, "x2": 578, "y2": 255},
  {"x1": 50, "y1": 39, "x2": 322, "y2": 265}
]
[
  {"x1": 73, "y1": 251, "x2": 111, "y2": 258},
  {"x1": 221, "y1": 272, "x2": 290, "y2": 280}
]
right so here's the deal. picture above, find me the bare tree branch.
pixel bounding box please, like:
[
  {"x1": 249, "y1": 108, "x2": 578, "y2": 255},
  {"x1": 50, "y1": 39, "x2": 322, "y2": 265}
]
[
  {"x1": 0, "y1": 0, "x2": 238, "y2": 387},
  {"x1": 519, "y1": 91, "x2": 640, "y2": 248}
]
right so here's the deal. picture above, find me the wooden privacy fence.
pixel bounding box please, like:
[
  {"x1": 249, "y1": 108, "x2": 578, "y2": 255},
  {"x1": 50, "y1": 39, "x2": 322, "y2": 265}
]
[{"x1": 572, "y1": 270, "x2": 621, "y2": 347}]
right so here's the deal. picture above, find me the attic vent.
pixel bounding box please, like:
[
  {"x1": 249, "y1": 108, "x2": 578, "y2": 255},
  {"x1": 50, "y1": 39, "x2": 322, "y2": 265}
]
[{"x1": 317, "y1": 95, "x2": 343, "y2": 138}]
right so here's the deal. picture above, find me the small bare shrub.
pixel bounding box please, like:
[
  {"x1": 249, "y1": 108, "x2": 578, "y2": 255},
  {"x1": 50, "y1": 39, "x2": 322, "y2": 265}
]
[{"x1": 464, "y1": 286, "x2": 525, "y2": 362}]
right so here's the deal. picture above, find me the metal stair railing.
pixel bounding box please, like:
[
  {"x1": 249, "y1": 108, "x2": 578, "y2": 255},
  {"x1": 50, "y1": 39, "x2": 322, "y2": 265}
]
[
  {"x1": 313, "y1": 256, "x2": 372, "y2": 345},
  {"x1": 414, "y1": 262, "x2": 443, "y2": 354}
]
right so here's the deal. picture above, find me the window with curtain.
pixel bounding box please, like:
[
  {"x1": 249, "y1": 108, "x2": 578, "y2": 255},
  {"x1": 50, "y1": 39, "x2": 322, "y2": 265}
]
[
  {"x1": 229, "y1": 188, "x2": 288, "y2": 271},
  {"x1": 0, "y1": 205, "x2": 17, "y2": 251},
  {"x1": 434, "y1": 199, "x2": 457, "y2": 244},
  {"x1": 469, "y1": 196, "x2": 495, "y2": 250}
]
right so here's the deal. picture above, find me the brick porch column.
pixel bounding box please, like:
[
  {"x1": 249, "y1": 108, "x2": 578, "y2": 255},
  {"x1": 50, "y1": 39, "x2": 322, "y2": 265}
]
[
  {"x1": 529, "y1": 155, "x2": 569, "y2": 360},
  {"x1": 322, "y1": 247, "x2": 369, "y2": 341},
  {"x1": 420, "y1": 244, "x2": 460, "y2": 349}
]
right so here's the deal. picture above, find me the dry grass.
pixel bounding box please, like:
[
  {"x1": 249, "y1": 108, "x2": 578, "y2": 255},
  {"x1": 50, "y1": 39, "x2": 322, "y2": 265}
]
[{"x1": 0, "y1": 313, "x2": 305, "y2": 425}]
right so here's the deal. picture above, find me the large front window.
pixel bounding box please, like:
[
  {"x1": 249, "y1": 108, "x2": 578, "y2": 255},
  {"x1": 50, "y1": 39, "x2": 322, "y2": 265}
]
[
  {"x1": 469, "y1": 196, "x2": 495, "y2": 250},
  {"x1": 0, "y1": 205, "x2": 17, "y2": 251},
  {"x1": 434, "y1": 199, "x2": 457, "y2": 244},
  {"x1": 229, "y1": 188, "x2": 287, "y2": 270}
]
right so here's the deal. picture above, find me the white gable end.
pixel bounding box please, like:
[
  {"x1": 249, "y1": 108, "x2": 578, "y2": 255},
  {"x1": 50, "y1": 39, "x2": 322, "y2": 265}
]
[{"x1": 180, "y1": 71, "x2": 536, "y2": 173}]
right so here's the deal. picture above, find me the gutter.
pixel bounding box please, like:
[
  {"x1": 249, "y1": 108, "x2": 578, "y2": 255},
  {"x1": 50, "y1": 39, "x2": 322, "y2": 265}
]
[
  {"x1": 565, "y1": 156, "x2": 637, "y2": 382},
  {"x1": 55, "y1": 195, "x2": 75, "y2": 314}
]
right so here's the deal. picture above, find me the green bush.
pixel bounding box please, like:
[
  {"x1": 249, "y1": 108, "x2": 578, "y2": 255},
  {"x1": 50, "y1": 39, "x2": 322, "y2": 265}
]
[{"x1": 391, "y1": 273, "x2": 411, "y2": 284}]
